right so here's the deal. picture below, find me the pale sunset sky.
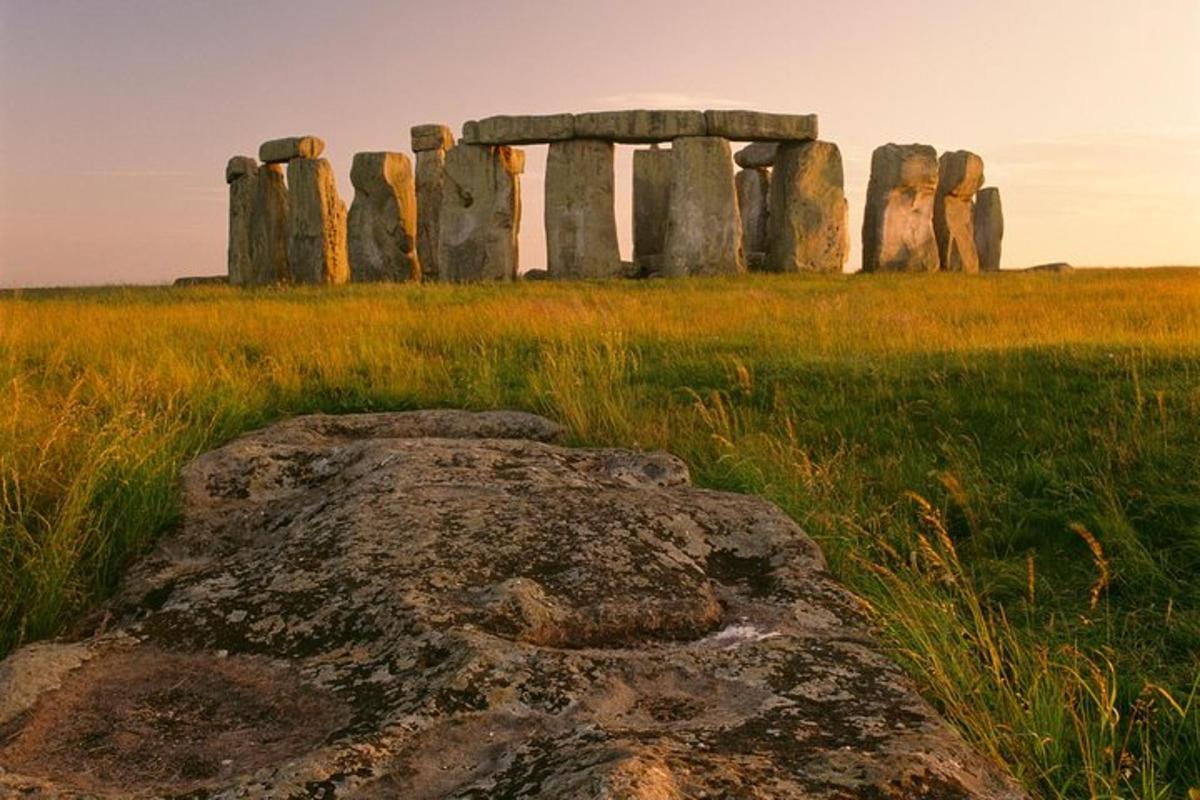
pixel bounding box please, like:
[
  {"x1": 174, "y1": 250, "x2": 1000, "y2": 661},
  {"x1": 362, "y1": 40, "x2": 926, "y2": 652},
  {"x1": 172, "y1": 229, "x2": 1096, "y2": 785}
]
[{"x1": 0, "y1": 0, "x2": 1197, "y2": 287}]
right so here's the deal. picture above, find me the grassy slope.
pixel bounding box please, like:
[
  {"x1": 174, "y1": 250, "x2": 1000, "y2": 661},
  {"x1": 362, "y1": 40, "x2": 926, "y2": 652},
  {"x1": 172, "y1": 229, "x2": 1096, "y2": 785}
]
[{"x1": 2, "y1": 269, "x2": 1198, "y2": 797}]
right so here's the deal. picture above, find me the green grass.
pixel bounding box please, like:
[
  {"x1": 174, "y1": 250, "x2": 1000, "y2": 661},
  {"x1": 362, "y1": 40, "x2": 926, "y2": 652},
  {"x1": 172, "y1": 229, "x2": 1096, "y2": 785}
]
[{"x1": 2, "y1": 269, "x2": 1199, "y2": 798}]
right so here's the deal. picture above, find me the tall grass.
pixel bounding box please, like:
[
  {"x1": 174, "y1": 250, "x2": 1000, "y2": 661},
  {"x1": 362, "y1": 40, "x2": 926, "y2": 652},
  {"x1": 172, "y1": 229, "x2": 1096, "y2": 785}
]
[{"x1": 2, "y1": 269, "x2": 1199, "y2": 797}]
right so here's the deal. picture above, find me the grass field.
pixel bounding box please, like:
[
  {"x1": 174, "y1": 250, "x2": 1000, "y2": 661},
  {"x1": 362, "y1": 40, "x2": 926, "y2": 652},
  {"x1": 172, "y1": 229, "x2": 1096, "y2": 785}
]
[{"x1": 2, "y1": 269, "x2": 1198, "y2": 798}]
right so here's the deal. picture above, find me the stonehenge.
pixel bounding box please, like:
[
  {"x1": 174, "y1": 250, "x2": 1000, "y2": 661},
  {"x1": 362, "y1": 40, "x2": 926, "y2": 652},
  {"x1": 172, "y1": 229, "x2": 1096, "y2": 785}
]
[
  {"x1": 767, "y1": 141, "x2": 850, "y2": 273},
  {"x1": 347, "y1": 152, "x2": 420, "y2": 282},
  {"x1": 544, "y1": 139, "x2": 621, "y2": 278},
  {"x1": 226, "y1": 114, "x2": 1006, "y2": 284},
  {"x1": 934, "y1": 150, "x2": 986, "y2": 273},
  {"x1": 974, "y1": 187, "x2": 1004, "y2": 271}
]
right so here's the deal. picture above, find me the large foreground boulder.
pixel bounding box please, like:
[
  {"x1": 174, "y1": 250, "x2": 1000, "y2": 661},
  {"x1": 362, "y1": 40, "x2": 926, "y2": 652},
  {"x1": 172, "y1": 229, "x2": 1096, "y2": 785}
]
[{"x1": 0, "y1": 410, "x2": 1026, "y2": 799}]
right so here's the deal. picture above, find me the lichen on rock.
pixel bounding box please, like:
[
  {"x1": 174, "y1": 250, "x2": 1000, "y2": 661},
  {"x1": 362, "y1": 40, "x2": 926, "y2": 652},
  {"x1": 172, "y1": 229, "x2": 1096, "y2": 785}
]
[{"x1": 0, "y1": 409, "x2": 1027, "y2": 798}]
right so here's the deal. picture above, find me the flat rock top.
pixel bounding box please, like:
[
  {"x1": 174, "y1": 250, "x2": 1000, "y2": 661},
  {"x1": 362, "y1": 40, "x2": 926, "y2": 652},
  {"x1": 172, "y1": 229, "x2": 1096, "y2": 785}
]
[{"x1": 0, "y1": 410, "x2": 1026, "y2": 799}]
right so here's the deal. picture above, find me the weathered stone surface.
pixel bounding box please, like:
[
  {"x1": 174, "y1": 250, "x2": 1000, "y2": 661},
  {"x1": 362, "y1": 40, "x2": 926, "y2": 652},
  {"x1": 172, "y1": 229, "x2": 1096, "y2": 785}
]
[
  {"x1": 411, "y1": 123, "x2": 454, "y2": 153},
  {"x1": 734, "y1": 142, "x2": 778, "y2": 169},
  {"x1": 572, "y1": 109, "x2": 707, "y2": 143},
  {"x1": 663, "y1": 137, "x2": 745, "y2": 277},
  {"x1": 226, "y1": 161, "x2": 258, "y2": 286},
  {"x1": 544, "y1": 140, "x2": 620, "y2": 279},
  {"x1": 438, "y1": 145, "x2": 523, "y2": 282},
  {"x1": 861, "y1": 143, "x2": 941, "y2": 272},
  {"x1": 934, "y1": 150, "x2": 985, "y2": 273},
  {"x1": 704, "y1": 110, "x2": 818, "y2": 142},
  {"x1": 225, "y1": 155, "x2": 258, "y2": 185},
  {"x1": 0, "y1": 410, "x2": 1028, "y2": 799},
  {"x1": 736, "y1": 168, "x2": 771, "y2": 258},
  {"x1": 258, "y1": 135, "x2": 325, "y2": 164},
  {"x1": 415, "y1": 149, "x2": 449, "y2": 282},
  {"x1": 974, "y1": 187, "x2": 1004, "y2": 271},
  {"x1": 632, "y1": 145, "x2": 673, "y2": 266},
  {"x1": 766, "y1": 141, "x2": 849, "y2": 273},
  {"x1": 247, "y1": 163, "x2": 291, "y2": 285},
  {"x1": 461, "y1": 114, "x2": 574, "y2": 145},
  {"x1": 348, "y1": 152, "x2": 420, "y2": 283},
  {"x1": 286, "y1": 158, "x2": 350, "y2": 285}
]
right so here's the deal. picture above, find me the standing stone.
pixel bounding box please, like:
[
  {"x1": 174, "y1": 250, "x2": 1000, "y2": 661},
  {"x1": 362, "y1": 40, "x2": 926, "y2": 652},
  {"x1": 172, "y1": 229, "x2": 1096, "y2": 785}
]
[
  {"x1": 736, "y1": 168, "x2": 771, "y2": 259},
  {"x1": 632, "y1": 145, "x2": 673, "y2": 272},
  {"x1": 766, "y1": 141, "x2": 849, "y2": 273},
  {"x1": 861, "y1": 144, "x2": 940, "y2": 273},
  {"x1": 226, "y1": 156, "x2": 258, "y2": 286},
  {"x1": 662, "y1": 137, "x2": 745, "y2": 277},
  {"x1": 544, "y1": 140, "x2": 620, "y2": 279},
  {"x1": 248, "y1": 163, "x2": 291, "y2": 285},
  {"x1": 934, "y1": 150, "x2": 985, "y2": 273},
  {"x1": 438, "y1": 144, "x2": 523, "y2": 282},
  {"x1": 286, "y1": 158, "x2": 350, "y2": 285},
  {"x1": 973, "y1": 187, "x2": 1004, "y2": 271},
  {"x1": 348, "y1": 152, "x2": 420, "y2": 283},
  {"x1": 410, "y1": 124, "x2": 454, "y2": 153},
  {"x1": 412, "y1": 124, "x2": 454, "y2": 282}
]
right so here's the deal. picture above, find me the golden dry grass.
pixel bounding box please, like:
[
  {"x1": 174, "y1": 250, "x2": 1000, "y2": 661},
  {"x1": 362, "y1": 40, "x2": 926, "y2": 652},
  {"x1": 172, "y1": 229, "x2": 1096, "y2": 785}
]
[{"x1": 2, "y1": 268, "x2": 1199, "y2": 797}]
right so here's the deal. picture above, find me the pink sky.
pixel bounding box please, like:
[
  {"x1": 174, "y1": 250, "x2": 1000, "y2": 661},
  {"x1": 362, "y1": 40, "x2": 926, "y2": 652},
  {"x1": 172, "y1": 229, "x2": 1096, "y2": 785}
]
[{"x1": 1, "y1": 0, "x2": 1198, "y2": 287}]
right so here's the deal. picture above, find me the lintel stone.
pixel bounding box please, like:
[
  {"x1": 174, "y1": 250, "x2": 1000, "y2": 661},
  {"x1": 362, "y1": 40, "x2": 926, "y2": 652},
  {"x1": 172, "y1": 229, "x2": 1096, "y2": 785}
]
[
  {"x1": 704, "y1": 111, "x2": 818, "y2": 142},
  {"x1": 259, "y1": 136, "x2": 326, "y2": 164},
  {"x1": 572, "y1": 110, "x2": 706, "y2": 144},
  {"x1": 461, "y1": 114, "x2": 575, "y2": 145},
  {"x1": 411, "y1": 124, "x2": 454, "y2": 153}
]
